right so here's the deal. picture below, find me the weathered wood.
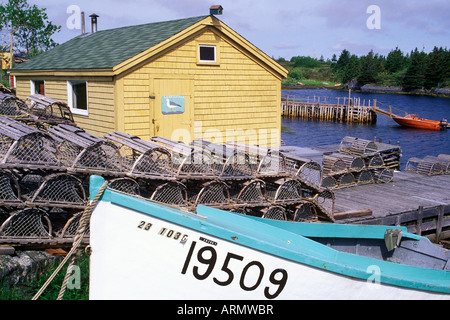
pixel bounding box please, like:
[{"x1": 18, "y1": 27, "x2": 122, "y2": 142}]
[
  {"x1": 334, "y1": 209, "x2": 372, "y2": 220},
  {"x1": 436, "y1": 205, "x2": 445, "y2": 241},
  {"x1": 334, "y1": 171, "x2": 450, "y2": 240},
  {"x1": 0, "y1": 245, "x2": 15, "y2": 255},
  {"x1": 417, "y1": 206, "x2": 423, "y2": 235},
  {"x1": 281, "y1": 95, "x2": 376, "y2": 123}
]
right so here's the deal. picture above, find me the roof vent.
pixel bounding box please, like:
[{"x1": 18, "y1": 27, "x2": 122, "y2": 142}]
[
  {"x1": 89, "y1": 13, "x2": 99, "y2": 33},
  {"x1": 209, "y1": 5, "x2": 223, "y2": 15}
]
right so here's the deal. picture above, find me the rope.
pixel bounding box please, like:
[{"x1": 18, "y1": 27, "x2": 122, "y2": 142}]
[
  {"x1": 376, "y1": 101, "x2": 408, "y2": 114},
  {"x1": 32, "y1": 180, "x2": 109, "y2": 301}
]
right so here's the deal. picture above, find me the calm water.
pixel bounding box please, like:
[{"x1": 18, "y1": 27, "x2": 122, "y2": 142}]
[{"x1": 281, "y1": 88, "x2": 450, "y2": 169}]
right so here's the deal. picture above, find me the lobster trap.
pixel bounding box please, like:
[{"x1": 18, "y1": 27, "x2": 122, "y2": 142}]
[
  {"x1": 22, "y1": 173, "x2": 86, "y2": 209},
  {"x1": 108, "y1": 177, "x2": 141, "y2": 196},
  {"x1": 0, "y1": 116, "x2": 60, "y2": 170},
  {"x1": 145, "y1": 180, "x2": 189, "y2": 207},
  {"x1": 0, "y1": 208, "x2": 52, "y2": 240},
  {"x1": 48, "y1": 124, "x2": 123, "y2": 176},
  {"x1": 0, "y1": 92, "x2": 29, "y2": 117},
  {"x1": 364, "y1": 153, "x2": 385, "y2": 168},
  {"x1": 0, "y1": 169, "x2": 23, "y2": 208},
  {"x1": 261, "y1": 206, "x2": 287, "y2": 220},
  {"x1": 321, "y1": 175, "x2": 338, "y2": 189},
  {"x1": 284, "y1": 155, "x2": 322, "y2": 189},
  {"x1": 328, "y1": 153, "x2": 365, "y2": 172},
  {"x1": 339, "y1": 136, "x2": 378, "y2": 156},
  {"x1": 226, "y1": 142, "x2": 288, "y2": 178},
  {"x1": 105, "y1": 131, "x2": 174, "y2": 179},
  {"x1": 25, "y1": 94, "x2": 75, "y2": 126},
  {"x1": 354, "y1": 170, "x2": 374, "y2": 185},
  {"x1": 405, "y1": 157, "x2": 444, "y2": 175},
  {"x1": 437, "y1": 154, "x2": 450, "y2": 174},
  {"x1": 230, "y1": 179, "x2": 268, "y2": 207},
  {"x1": 322, "y1": 154, "x2": 348, "y2": 176},
  {"x1": 231, "y1": 205, "x2": 287, "y2": 221},
  {"x1": 265, "y1": 178, "x2": 303, "y2": 205},
  {"x1": 334, "y1": 172, "x2": 356, "y2": 188},
  {"x1": 302, "y1": 189, "x2": 335, "y2": 222},
  {"x1": 188, "y1": 180, "x2": 231, "y2": 209},
  {"x1": 371, "y1": 168, "x2": 394, "y2": 183},
  {"x1": 192, "y1": 140, "x2": 254, "y2": 180},
  {"x1": 152, "y1": 137, "x2": 215, "y2": 179},
  {"x1": 58, "y1": 211, "x2": 89, "y2": 239},
  {"x1": 291, "y1": 202, "x2": 319, "y2": 222}
]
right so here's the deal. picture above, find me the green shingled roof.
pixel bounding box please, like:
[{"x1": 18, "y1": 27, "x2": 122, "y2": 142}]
[{"x1": 13, "y1": 15, "x2": 209, "y2": 71}]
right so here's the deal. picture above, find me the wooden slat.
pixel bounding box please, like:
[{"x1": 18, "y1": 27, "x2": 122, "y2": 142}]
[{"x1": 0, "y1": 245, "x2": 15, "y2": 255}]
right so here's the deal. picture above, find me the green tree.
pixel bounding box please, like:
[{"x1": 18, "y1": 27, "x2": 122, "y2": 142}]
[
  {"x1": 0, "y1": 0, "x2": 60, "y2": 68},
  {"x1": 342, "y1": 54, "x2": 359, "y2": 83},
  {"x1": 332, "y1": 49, "x2": 358, "y2": 83},
  {"x1": 288, "y1": 68, "x2": 302, "y2": 80},
  {"x1": 424, "y1": 46, "x2": 448, "y2": 89},
  {"x1": 385, "y1": 47, "x2": 406, "y2": 73},
  {"x1": 403, "y1": 48, "x2": 428, "y2": 90},
  {"x1": 442, "y1": 49, "x2": 450, "y2": 86},
  {"x1": 290, "y1": 56, "x2": 321, "y2": 68},
  {"x1": 358, "y1": 50, "x2": 379, "y2": 84},
  {"x1": 331, "y1": 54, "x2": 337, "y2": 63},
  {"x1": 334, "y1": 49, "x2": 350, "y2": 73}
]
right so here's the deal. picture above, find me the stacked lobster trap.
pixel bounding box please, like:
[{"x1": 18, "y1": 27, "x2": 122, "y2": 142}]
[
  {"x1": 0, "y1": 124, "x2": 336, "y2": 246},
  {"x1": 0, "y1": 93, "x2": 339, "y2": 246},
  {"x1": 320, "y1": 136, "x2": 398, "y2": 189},
  {"x1": 405, "y1": 154, "x2": 450, "y2": 176}
]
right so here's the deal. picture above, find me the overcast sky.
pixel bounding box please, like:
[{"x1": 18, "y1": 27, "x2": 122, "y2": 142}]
[{"x1": 23, "y1": 0, "x2": 450, "y2": 60}]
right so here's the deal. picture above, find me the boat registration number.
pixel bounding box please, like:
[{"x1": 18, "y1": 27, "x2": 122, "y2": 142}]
[{"x1": 181, "y1": 241, "x2": 288, "y2": 299}]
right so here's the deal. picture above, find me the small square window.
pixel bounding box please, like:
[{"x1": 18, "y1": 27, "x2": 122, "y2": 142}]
[
  {"x1": 31, "y1": 80, "x2": 45, "y2": 95},
  {"x1": 199, "y1": 45, "x2": 216, "y2": 63},
  {"x1": 67, "y1": 81, "x2": 88, "y2": 115}
]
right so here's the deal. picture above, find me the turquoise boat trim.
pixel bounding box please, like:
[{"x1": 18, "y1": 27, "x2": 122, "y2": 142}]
[
  {"x1": 234, "y1": 213, "x2": 422, "y2": 241},
  {"x1": 89, "y1": 176, "x2": 450, "y2": 294}
]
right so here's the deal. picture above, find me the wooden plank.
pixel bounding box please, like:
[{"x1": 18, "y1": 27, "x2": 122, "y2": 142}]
[
  {"x1": 436, "y1": 205, "x2": 445, "y2": 241},
  {"x1": 0, "y1": 245, "x2": 15, "y2": 255},
  {"x1": 45, "y1": 248, "x2": 67, "y2": 256},
  {"x1": 334, "y1": 209, "x2": 372, "y2": 220},
  {"x1": 416, "y1": 206, "x2": 423, "y2": 235},
  {"x1": 334, "y1": 171, "x2": 450, "y2": 219}
]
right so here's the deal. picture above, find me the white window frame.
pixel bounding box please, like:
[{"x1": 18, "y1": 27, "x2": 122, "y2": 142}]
[
  {"x1": 198, "y1": 44, "x2": 217, "y2": 63},
  {"x1": 67, "y1": 80, "x2": 89, "y2": 116},
  {"x1": 30, "y1": 80, "x2": 45, "y2": 95}
]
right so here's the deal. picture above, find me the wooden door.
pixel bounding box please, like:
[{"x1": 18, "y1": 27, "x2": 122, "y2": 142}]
[{"x1": 152, "y1": 78, "x2": 193, "y2": 143}]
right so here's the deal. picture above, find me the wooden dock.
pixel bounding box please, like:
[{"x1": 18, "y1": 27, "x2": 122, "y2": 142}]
[
  {"x1": 280, "y1": 143, "x2": 449, "y2": 242},
  {"x1": 281, "y1": 95, "x2": 377, "y2": 123},
  {"x1": 334, "y1": 171, "x2": 450, "y2": 242}
]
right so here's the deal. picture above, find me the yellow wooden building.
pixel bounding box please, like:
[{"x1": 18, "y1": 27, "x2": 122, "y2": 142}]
[
  {"x1": 1, "y1": 53, "x2": 13, "y2": 70},
  {"x1": 11, "y1": 14, "x2": 287, "y2": 147}
]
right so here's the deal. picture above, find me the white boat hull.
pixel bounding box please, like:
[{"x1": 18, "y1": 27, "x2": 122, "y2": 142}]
[{"x1": 90, "y1": 200, "x2": 449, "y2": 300}]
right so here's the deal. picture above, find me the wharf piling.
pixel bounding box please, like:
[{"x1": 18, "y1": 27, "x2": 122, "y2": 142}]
[{"x1": 281, "y1": 95, "x2": 377, "y2": 123}]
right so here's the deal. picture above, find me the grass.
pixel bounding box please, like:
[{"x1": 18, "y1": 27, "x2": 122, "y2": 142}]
[
  {"x1": 0, "y1": 251, "x2": 90, "y2": 300},
  {"x1": 280, "y1": 61, "x2": 342, "y2": 88}
]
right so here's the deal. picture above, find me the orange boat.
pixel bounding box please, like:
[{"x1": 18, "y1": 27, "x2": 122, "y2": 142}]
[{"x1": 392, "y1": 114, "x2": 448, "y2": 131}]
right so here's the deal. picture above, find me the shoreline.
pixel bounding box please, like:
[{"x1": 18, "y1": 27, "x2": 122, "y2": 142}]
[{"x1": 282, "y1": 84, "x2": 450, "y2": 98}]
